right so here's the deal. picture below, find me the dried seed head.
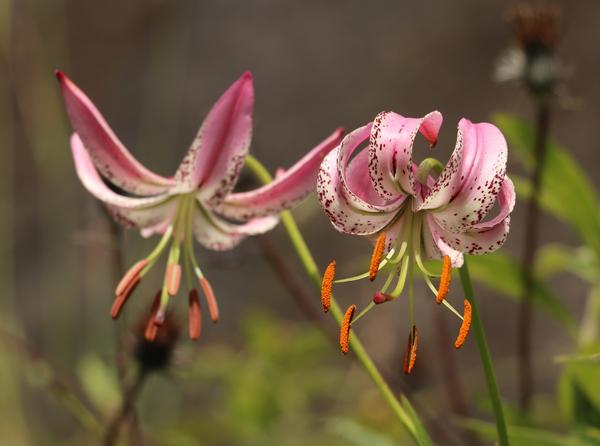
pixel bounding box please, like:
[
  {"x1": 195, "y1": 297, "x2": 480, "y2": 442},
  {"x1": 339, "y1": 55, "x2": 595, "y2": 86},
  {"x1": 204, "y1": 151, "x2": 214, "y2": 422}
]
[
  {"x1": 510, "y1": 4, "x2": 560, "y2": 53},
  {"x1": 369, "y1": 233, "x2": 386, "y2": 281},
  {"x1": 436, "y1": 255, "x2": 452, "y2": 304},
  {"x1": 403, "y1": 325, "x2": 419, "y2": 375},
  {"x1": 321, "y1": 261, "x2": 336, "y2": 312},
  {"x1": 135, "y1": 308, "x2": 180, "y2": 373},
  {"x1": 340, "y1": 304, "x2": 356, "y2": 354},
  {"x1": 508, "y1": 4, "x2": 561, "y2": 95},
  {"x1": 454, "y1": 300, "x2": 472, "y2": 349}
]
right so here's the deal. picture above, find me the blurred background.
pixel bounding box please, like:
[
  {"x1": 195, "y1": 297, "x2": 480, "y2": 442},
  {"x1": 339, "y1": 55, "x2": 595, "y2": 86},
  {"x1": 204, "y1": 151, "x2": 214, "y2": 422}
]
[{"x1": 2, "y1": 0, "x2": 599, "y2": 444}]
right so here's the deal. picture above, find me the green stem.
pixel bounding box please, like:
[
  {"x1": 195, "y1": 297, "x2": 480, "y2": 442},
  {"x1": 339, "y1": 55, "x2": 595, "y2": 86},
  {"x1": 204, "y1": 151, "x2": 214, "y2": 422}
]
[
  {"x1": 245, "y1": 155, "x2": 420, "y2": 441},
  {"x1": 458, "y1": 257, "x2": 509, "y2": 446}
]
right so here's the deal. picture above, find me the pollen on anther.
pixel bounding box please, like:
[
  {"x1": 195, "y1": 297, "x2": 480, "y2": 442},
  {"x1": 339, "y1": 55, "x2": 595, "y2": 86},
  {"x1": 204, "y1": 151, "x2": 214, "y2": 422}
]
[
  {"x1": 340, "y1": 304, "x2": 356, "y2": 354},
  {"x1": 454, "y1": 300, "x2": 472, "y2": 349},
  {"x1": 403, "y1": 325, "x2": 419, "y2": 374},
  {"x1": 369, "y1": 233, "x2": 386, "y2": 281},
  {"x1": 188, "y1": 289, "x2": 202, "y2": 340},
  {"x1": 321, "y1": 261, "x2": 336, "y2": 312},
  {"x1": 436, "y1": 255, "x2": 452, "y2": 304},
  {"x1": 199, "y1": 277, "x2": 219, "y2": 323},
  {"x1": 115, "y1": 259, "x2": 149, "y2": 296}
]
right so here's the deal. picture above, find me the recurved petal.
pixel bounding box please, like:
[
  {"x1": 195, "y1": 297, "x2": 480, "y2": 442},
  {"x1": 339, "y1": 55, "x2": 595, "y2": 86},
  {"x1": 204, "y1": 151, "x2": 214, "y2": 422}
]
[
  {"x1": 470, "y1": 176, "x2": 515, "y2": 231},
  {"x1": 428, "y1": 120, "x2": 508, "y2": 233},
  {"x1": 338, "y1": 125, "x2": 405, "y2": 212},
  {"x1": 106, "y1": 199, "x2": 177, "y2": 234},
  {"x1": 71, "y1": 134, "x2": 173, "y2": 210},
  {"x1": 428, "y1": 212, "x2": 511, "y2": 262},
  {"x1": 56, "y1": 71, "x2": 174, "y2": 195},
  {"x1": 317, "y1": 145, "x2": 397, "y2": 235},
  {"x1": 369, "y1": 111, "x2": 442, "y2": 199},
  {"x1": 192, "y1": 201, "x2": 279, "y2": 251},
  {"x1": 174, "y1": 72, "x2": 254, "y2": 198},
  {"x1": 211, "y1": 128, "x2": 343, "y2": 220},
  {"x1": 424, "y1": 215, "x2": 465, "y2": 268},
  {"x1": 416, "y1": 118, "x2": 472, "y2": 210}
]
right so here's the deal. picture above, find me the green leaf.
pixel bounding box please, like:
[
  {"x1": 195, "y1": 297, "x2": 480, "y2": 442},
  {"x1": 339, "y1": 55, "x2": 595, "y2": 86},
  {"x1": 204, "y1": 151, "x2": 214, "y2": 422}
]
[
  {"x1": 493, "y1": 113, "x2": 600, "y2": 256},
  {"x1": 77, "y1": 355, "x2": 120, "y2": 417},
  {"x1": 468, "y1": 252, "x2": 576, "y2": 336},
  {"x1": 400, "y1": 395, "x2": 433, "y2": 446},
  {"x1": 327, "y1": 418, "x2": 399, "y2": 446},
  {"x1": 461, "y1": 418, "x2": 593, "y2": 446},
  {"x1": 535, "y1": 244, "x2": 598, "y2": 284}
]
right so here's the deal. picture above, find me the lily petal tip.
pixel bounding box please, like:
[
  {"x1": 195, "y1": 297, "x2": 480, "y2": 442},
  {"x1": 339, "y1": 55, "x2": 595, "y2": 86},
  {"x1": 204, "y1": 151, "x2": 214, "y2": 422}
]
[{"x1": 241, "y1": 71, "x2": 253, "y2": 82}]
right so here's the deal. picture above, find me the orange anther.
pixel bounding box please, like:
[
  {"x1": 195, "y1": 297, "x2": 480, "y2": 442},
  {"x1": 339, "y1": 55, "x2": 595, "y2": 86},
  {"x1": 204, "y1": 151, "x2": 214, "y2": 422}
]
[
  {"x1": 321, "y1": 261, "x2": 336, "y2": 312},
  {"x1": 403, "y1": 325, "x2": 419, "y2": 374},
  {"x1": 188, "y1": 289, "x2": 202, "y2": 340},
  {"x1": 340, "y1": 304, "x2": 356, "y2": 354},
  {"x1": 436, "y1": 255, "x2": 452, "y2": 303},
  {"x1": 144, "y1": 290, "x2": 161, "y2": 342},
  {"x1": 199, "y1": 277, "x2": 219, "y2": 323},
  {"x1": 115, "y1": 259, "x2": 149, "y2": 296},
  {"x1": 165, "y1": 263, "x2": 182, "y2": 296},
  {"x1": 454, "y1": 300, "x2": 472, "y2": 349},
  {"x1": 369, "y1": 233, "x2": 386, "y2": 281},
  {"x1": 110, "y1": 278, "x2": 140, "y2": 319}
]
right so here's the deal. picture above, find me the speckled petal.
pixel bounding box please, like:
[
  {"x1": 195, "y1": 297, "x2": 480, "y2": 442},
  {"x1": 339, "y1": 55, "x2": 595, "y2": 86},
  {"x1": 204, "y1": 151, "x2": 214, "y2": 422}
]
[
  {"x1": 212, "y1": 128, "x2": 343, "y2": 220},
  {"x1": 57, "y1": 71, "x2": 174, "y2": 195},
  {"x1": 174, "y1": 72, "x2": 253, "y2": 199},
  {"x1": 429, "y1": 212, "x2": 510, "y2": 261},
  {"x1": 369, "y1": 111, "x2": 442, "y2": 199},
  {"x1": 424, "y1": 215, "x2": 465, "y2": 268},
  {"x1": 470, "y1": 176, "x2": 515, "y2": 231},
  {"x1": 317, "y1": 144, "x2": 398, "y2": 235},
  {"x1": 338, "y1": 125, "x2": 406, "y2": 212},
  {"x1": 106, "y1": 199, "x2": 177, "y2": 234},
  {"x1": 416, "y1": 118, "x2": 472, "y2": 210},
  {"x1": 428, "y1": 121, "x2": 508, "y2": 233},
  {"x1": 71, "y1": 133, "x2": 173, "y2": 209},
  {"x1": 192, "y1": 201, "x2": 278, "y2": 251}
]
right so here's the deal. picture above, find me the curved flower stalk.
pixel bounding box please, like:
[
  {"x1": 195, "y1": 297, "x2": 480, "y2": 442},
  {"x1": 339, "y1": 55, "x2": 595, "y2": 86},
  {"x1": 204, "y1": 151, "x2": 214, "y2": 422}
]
[
  {"x1": 317, "y1": 111, "x2": 515, "y2": 372},
  {"x1": 56, "y1": 70, "x2": 343, "y2": 340}
]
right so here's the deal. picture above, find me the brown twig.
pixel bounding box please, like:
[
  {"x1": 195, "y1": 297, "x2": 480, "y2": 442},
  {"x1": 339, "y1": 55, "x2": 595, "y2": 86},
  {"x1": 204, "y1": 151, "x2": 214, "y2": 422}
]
[
  {"x1": 100, "y1": 205, "x2": 146, "y2": 443},
  {"x1": 103, "y1": 370, "x2": 147, "y2": 446},
  {"x1": 0, "y1": 327, "x2": 103, "y2": 434},
  {"x1": 517, "y1": 100, "x2": 550, "y2": 411}
]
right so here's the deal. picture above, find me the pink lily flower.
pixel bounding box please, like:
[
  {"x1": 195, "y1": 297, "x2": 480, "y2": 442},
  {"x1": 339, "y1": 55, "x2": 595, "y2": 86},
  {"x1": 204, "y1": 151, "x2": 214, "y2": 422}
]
[
  {"x1": 317, "y1": 111, "x2": 515, "y2": 370},
  {"x1": 56, "y1": 70, "x2": 342, "y2": 340}
]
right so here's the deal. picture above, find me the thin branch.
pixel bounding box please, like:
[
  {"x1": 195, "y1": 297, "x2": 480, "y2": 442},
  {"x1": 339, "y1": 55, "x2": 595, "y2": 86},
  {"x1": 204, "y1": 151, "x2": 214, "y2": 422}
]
[
  {"x1": 518, "y1": 100, "x2": 550, "y2": 411},
  {"x1": 103, "y1": 370, "x2": 147, "y2": 446}
]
